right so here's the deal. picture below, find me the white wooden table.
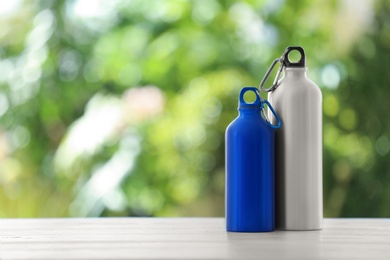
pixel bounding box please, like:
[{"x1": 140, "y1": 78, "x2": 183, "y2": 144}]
[{"x1": 0, "y1": 218, "x2": 389, "y2": 259}]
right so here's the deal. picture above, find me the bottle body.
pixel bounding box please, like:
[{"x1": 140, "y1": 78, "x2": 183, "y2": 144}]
[
  {"x1": 268, "y1": 68, "x2": 322, "y2": 230},
  {"x1": 226, "y1": 87, "x2": 275, "y2": 232}
]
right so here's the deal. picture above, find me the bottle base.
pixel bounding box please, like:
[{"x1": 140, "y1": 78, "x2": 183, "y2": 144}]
[
  {"x1": 227, "y1": 229, "x2": 275, "y2": 233},
  {"x1": 276, "y1": 225, "x2": 323, "y2": 231},
  {"x1": 227, "y1": 225, "x2": 275, "y2": 233}
]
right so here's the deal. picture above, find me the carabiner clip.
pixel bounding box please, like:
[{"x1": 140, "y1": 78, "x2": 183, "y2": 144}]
[
  {"x1": 259, "y1": 57, "x2": 285, "y2": 92},
  {"x1": 261, "y1": 100, "x2": 281, "y2": 129}
]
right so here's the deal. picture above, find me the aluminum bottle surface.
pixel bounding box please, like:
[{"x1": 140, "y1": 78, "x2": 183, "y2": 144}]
[
  {"x1": 226, "y1": 87, "x2": 280, "y2": 232},
  {"x1": 268, "y1": 47, "x2": 323, "y2": 231}
]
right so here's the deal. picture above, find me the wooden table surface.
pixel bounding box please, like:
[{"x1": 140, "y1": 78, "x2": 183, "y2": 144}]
[{"x1": 0, "y1": 218, "x2": 389, "y2": 259}]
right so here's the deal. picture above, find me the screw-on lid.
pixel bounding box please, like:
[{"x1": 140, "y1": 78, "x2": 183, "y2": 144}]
[
  {"x1": 238, "y1": 87, "x2": 261, "y2": 108},
  {"x1": 238, "y1": 87, "x2": 282, "y2": 128},
  {"x1": 283, "y1": 46, "x2": 305, "y2": 68}
]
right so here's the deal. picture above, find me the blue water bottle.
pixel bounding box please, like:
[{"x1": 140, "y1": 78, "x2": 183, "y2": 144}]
[{"x1": 226, "y1": 87, "x2": 281, "y2": 232}]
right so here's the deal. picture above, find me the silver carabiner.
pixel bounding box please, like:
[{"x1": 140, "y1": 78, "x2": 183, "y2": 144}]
[{"x1": 259, "y1": 57, "x2": 285, "y2": 92}]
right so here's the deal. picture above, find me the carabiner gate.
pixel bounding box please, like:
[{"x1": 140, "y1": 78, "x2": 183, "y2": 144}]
[
  {"x1": 259, "y1": 54, "x2": 286, "y2": 93},
  {"x1": 261, "y1": 100, "x2": 281, "y2": 129}
]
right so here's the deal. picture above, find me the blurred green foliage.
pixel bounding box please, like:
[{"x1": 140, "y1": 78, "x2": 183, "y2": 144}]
[{"x1": 0, "y1": 0, "x2": 389, "y2": 217}]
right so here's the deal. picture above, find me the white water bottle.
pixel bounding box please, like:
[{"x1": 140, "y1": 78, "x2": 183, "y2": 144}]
[{"x1": 264, "y1": 46, "x2": 322, "y2": 230}]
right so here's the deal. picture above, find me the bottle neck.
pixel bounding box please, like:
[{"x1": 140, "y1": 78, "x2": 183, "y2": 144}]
[
  {"x1": 284, "y1": 68, "x2": 307, "y2": 78},
  {"x1": 238, "y1": 107, "x2": 261, "y2": 117}
]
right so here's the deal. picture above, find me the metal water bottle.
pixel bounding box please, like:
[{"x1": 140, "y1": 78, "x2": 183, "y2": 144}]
[
  {"x1": 266, "y1": 47, "x2": 323, "y2": 230},
  {"x1": 226, "y1": 87, "x2": 281, "y2": 232}
]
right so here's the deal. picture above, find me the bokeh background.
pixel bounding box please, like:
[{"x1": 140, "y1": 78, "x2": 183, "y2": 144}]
[{"x1": 0, "y1": 0, "x2": 389, "y2": 218}]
